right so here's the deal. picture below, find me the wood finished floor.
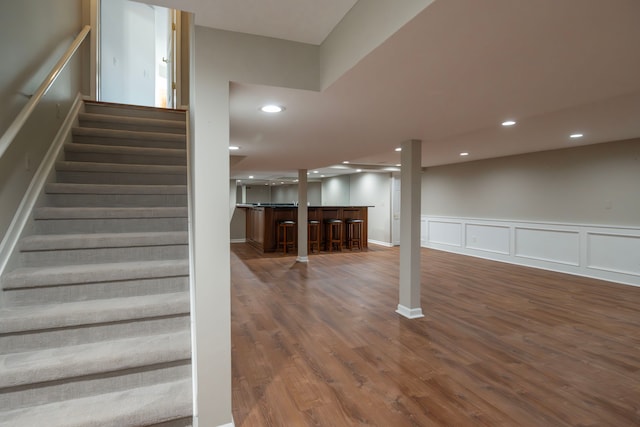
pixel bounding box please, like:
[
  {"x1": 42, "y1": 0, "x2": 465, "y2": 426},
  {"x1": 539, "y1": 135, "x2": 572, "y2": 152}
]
[{"x1": 230, "y1": 244, "x2": 640, "y2": 426}]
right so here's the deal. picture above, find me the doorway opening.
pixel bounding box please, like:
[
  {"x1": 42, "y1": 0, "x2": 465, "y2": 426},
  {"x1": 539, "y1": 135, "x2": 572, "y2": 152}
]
[{"x1": 100, "y1": 0, "x2": 176, "y2": 108}]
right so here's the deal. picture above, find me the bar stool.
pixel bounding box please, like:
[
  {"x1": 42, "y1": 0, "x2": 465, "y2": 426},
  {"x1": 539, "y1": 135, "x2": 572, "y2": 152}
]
[
  {"x1": 324, "y1": 219, "x2": 343, "y2": 252},
  {"x1": 346, "y1": 219, "x2": 364, "y2": 250},
  {"x1": 277, "y1": 220, "x2": 296, "y2": 254},
  {"x1": 308, "y1": 220, "x2": 321, "y2": 254}
]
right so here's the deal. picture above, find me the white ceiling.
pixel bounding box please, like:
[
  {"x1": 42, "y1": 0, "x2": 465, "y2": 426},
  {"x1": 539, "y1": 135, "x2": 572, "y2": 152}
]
[
  {"x1": 140, "y1": 0, "x2": 640, "y2": 184},
  {"x1": 136, "y1": 0, "x2": 357, "y2": 45}
]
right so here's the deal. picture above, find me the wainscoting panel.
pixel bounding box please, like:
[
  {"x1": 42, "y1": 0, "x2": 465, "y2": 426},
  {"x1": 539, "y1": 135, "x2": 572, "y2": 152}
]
[
  {"x1": 423, "y1": 216, "x2": 640, "y2": 287},
  {"x1": 465, "y1": 223, "x2": 510, "y2": 254},
  {"x1": 587, "y1": 232, "x2": 640, "y2": 276},
  {"x1": 427, "y1": 220, "x2": 461, "y2": 247},
  {"x1": 514, "y1": 227, "x2": 580, "y2": 266}
]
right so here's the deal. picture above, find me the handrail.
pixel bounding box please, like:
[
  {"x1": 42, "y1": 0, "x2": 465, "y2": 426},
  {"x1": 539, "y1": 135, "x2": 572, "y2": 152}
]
[{"x1": 0, "y1": 25, "x2": 91, "y2": 160}]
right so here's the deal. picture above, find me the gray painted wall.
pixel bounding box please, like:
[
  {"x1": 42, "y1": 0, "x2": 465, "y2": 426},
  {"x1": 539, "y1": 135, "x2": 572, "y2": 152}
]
[
  {"x1": 350, "y1": 172, "x2": 392, "y2": 243},
  {"x1": 0, "y1": 0, "x2": 83, "y2": 242},
  {"x1": 321, "y1": 175, "x2": 350, "y2": 205},
  {"x1": 422, "y1": 138, "x2": 640, "y2": 227}
]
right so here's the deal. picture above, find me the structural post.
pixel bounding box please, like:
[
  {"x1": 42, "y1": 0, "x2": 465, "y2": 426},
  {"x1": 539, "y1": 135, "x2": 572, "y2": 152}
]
[
  {"x1": 397, "y1": 139, "x2": 424, "y2": 319},
  {"x1": 297, "y1": 169, "x2": 309, "y2": 262}
]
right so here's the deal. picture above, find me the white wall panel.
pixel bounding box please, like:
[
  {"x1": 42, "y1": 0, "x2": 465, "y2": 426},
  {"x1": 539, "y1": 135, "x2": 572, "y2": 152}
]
[
  {"x1": 587, "y1": 233, "x2": 640, "y2": 276},
  {"x1": 465, "y1": 223, "x2": 510, "y2": 254},
  {"x1": 515, "y1": 228, "x2": 579, "y2": 266},
  {"x1": 422, "y1": 216, "x2": 640, "y2": 287},
  {"x1": 428, "y1": 220, "x2": 461, "y2": 247}
]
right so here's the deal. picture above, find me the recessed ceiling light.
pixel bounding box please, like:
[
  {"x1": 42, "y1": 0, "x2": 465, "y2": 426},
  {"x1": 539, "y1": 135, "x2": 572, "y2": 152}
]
[
  {"x1": 313, "y1": 170, "x2": 319, "y2": 173},
  {"x1": 264, "y1": 183, "x2": 268, "y2": 186},
  {"x1": 237, "y1": 180, "x2": 242, "y2": 182},
  {"x1": 570, "y1": 133, "x2": 584, "y2": 138},
  {"x1": 321, "y1": 175, "x2": 325, "y2": 177},
  {"x1": 249, "y1": 175, "x2": 254, "y2": 179},
  {"x1": 229, "y1": 146, "x2": 239, "y2": 150},
  {"x1": 396, "y1": 164, "x2": 401, "y2": 167},
  {"x1": 342, "y1": 161, "x2": 350, "y2": 164},
  {"x1": 395, "y1": 147, "x2": 402, "y2": 152},
  {"x1": 356, "y1": 169, "x2": 362, "y2": 172},
  {"x1": 260, "y1": 104, "x2": 284, "y2": 113},
  {"x1": 460, "y1": 152, "x2": 469, "y2": 156},
  {"x1": 502, "y1": 120, "x2": 516, "y2": 126},
  {"x1": 280, "y1": 181, "x2": 284, "y2": 184}
]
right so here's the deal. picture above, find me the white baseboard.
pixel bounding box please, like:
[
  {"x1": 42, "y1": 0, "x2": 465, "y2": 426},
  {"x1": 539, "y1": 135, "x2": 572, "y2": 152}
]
[
  {"x1": 0, "y1": 92, "x2": 83, "y2": 277},
  {"x1": 396, "y1": 304, "x2": 424, "y2": 319},
  {"x1": 368, "y1": 239, "x2": 393, "y2": 247},
  {"x1": 422, "y1": 215, "x2": 640, "y2": 287},
  {"x1": 230, "y1": 238, "x2": 246, "y2": 244}
]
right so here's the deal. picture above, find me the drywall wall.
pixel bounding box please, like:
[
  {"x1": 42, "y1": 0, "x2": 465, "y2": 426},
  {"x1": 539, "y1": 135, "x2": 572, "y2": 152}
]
[
  {"x1": 350, "y1": 172, "x2": 392, "y2": 243},
  {"x1": 271, "y1": 182, "x2": 322, "y2": 205},
  {"x1": 0, "y1": 0, "x2": 82, "y2": 243},
  {"x1": 322, "y1": 175, "x2": 350, "y2": 206},
  {"x1": 422, "y1": 138, "x2": 640, "y2": 227},
  {"x1": 320, "y1": 0, "x2": 433, "y2": 89}
]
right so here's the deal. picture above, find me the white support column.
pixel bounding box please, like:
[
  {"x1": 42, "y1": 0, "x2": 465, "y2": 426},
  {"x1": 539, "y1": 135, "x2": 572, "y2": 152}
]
[
  {"x1": 297, "y1": 169, "x2": 309, "y2": 262},
  {"x1": 397, "y1": 139, "x2": 424, "y2": 319}
]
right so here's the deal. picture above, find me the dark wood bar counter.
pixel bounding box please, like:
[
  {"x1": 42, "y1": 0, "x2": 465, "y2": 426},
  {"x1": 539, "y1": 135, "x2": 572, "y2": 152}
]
[{"x1": 239, "y1": 205, "x2": 369, "y2": 253}]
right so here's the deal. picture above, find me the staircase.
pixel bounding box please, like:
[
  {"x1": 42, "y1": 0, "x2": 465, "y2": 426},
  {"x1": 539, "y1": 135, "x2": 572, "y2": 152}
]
[{"x1": 0, "y1": 101, "x2": 193, "y2": 426}]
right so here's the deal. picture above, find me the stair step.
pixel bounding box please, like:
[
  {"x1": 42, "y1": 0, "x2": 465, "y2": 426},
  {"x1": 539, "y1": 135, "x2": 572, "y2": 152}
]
[
  {"x1": 2, "y1": 259, "x2": 189, "y2": 290},
  {"x1": 0, "y1": 292, "x2": 189, "y2": 335},
  {"x1": 2, "y1": 259, "x2": 189, "y2": 306},
  {"x1": 64, "y1": 142, "x2": 187, "y2": 166},
  {"x1": 0, "y1": 292, "x2": 190, "y2": 353},
  {"x1": 79, "y1": 112, "x2": 186, "y2": 134},
  {"x1": 20, "y1": 231, "x2": 188, "y2": 251},
  {"x1": 85, "y1": 100, "x2": 186, "y2": 122},
  {"x1": 18, "y1": 232, "x2": 188, "y2": 267},
  {"x1": 0, "y1": 330, "x2": 190, "y2": 387},
  {"x1": 0, "y1": 379, "x2": 192, "y2": 427},
  {"x1": 33, "y1": 207, "x2": 188, "y2": 233},
  {"x1": 72, "y1": 127, "x2": 185, "y2": 150},
  {"x1": 55, "y1": 161, "x2": 187, "y2": 185},
  {"x1": 45, "y1": 183, "x2": 188, "y2": 195},
  {"x1": 34, "y1": 206, "x2": 188, "y2": 220},
  {"x1": 43, "y1": 183, "x2": 188, "y2": 208}
]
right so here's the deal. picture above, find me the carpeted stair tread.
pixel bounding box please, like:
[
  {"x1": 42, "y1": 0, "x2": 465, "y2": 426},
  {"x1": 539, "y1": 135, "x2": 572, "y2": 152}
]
[
  {"x1": 2, "y1": 259, "x2": 188, "y2": 289},
  {"x1": 64, "y1": 142, "x2": 186, "y2": 158},
  {"x1": 20, "y1": 231, "x2": 188, "y2": 251},
  {"x1": 79, "y1": 112, "x2": 187, "y2": 131},
  {"x1": 0, "y1": 292, "x2": 189, "y2": 335},
  {"x1": 34, "y1": 206, "x2": 188, "y2": 220},
  {"x1": 72, "y1": 127, "x2": 185, "y2": 143},
  {"x1": 55, "y1": 160, "x2": 187, "y2": 175},
  {"x1": 45, "y1": 182, "x2": 187, "y2": 195},
  {"x1": 0, "y1": 330, "x2": 191, "y2": 388},
  {"x1": 0, "y1": 379, "x2": 192, "y2": 427}
]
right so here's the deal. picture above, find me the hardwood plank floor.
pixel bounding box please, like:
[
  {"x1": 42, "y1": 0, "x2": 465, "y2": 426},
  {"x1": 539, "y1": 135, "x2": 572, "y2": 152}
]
[{"x1": 230, "y1": 244, "x2": 640, "y2": 426}]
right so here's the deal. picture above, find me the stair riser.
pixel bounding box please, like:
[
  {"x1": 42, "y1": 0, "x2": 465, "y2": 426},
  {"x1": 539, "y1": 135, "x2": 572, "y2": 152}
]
[
  {"x1": 79, "y1": 119, "x2": 186, "y2": 135},
  {"x1": 72, "y1": 134, "x2": 185, "y2": 150},
  {"x1": 35, "y1": 217, "x2": 188, "y2": 234},
  {"x1": 84, "y1": 104, "x2": 186, "y2": 122},
  {"x1": 64, "y1": 151, "x2": 187, "y2": 166},
  {"x1": 4, "y1": 276, "x2": 189, "y2": 306},
  {"x1": 43, "y1": 194, "x2": 188, "y2": 208},
  {"x1": 0, "y1": 361, "x2": 191, "y2": 411},
  {"x1": 0, "y1": 314, "x2": 189, "y2": 354},
  {"x1": 20, "y1": 245, "x2": 188, "y2": 268},
  {"x1": 56, "y1": 171, "x2": 187, "y2": 185}
]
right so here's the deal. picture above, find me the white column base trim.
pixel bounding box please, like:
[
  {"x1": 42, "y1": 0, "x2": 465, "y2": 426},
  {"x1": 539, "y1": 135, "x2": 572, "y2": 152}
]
[
  {"x1": 230, "y1": 238, "x2": 246, "y2": 244},
  {"x1": 396, "y1": 304, "x2": 424, "y2": 319},
  {"x1": 296, "y1": 256, "x2": 309, "y2": 263}
]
